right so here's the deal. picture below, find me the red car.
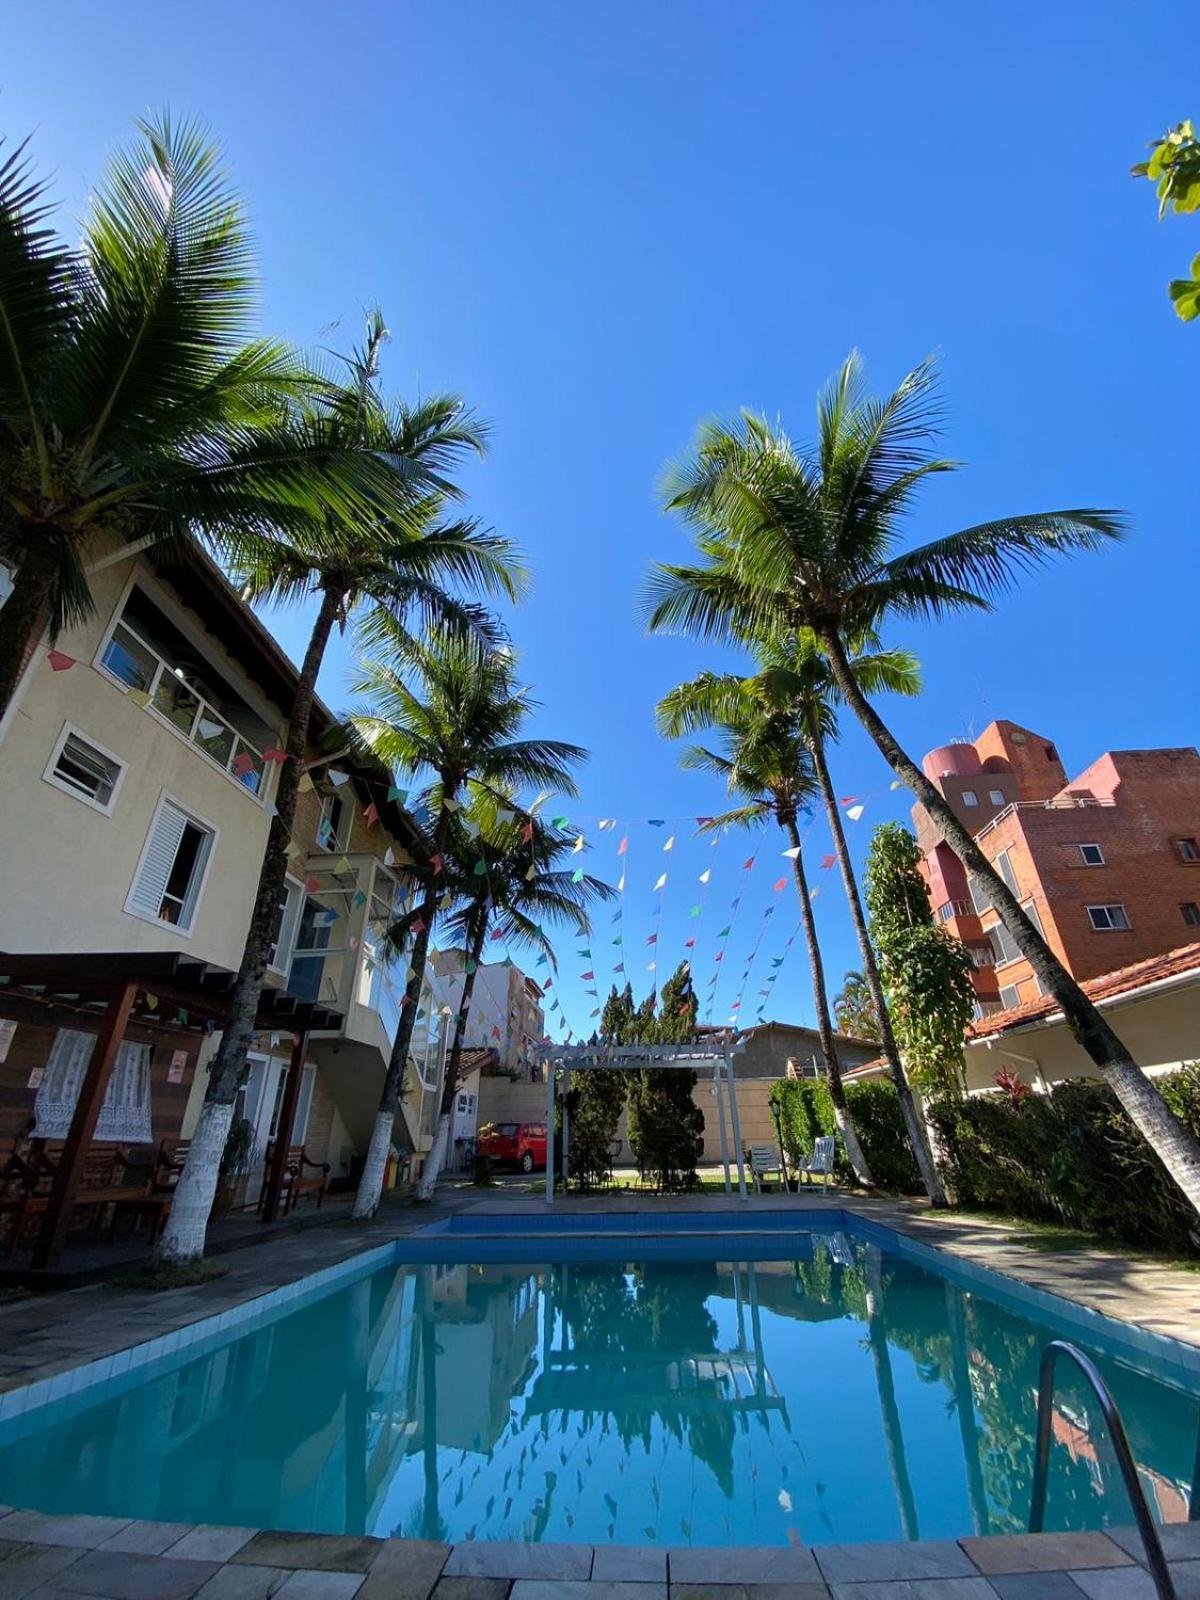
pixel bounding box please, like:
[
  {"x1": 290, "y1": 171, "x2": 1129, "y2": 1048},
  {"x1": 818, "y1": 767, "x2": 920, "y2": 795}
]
[{"x1": 477, "y1": 1120, "x2": 548, "y2": 1173}]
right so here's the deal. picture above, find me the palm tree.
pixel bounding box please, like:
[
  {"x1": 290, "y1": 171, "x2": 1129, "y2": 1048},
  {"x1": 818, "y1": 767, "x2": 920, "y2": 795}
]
[
  {"x1": 659, "y1": 682, "x2": 873, "y2": 1185},
  {"x1": 656, "y1": 636, "x2": 946, "y2": 1203},
  {"x1": 0, "y1": 116, "x2": 417, "y2": 723},
  {"x1": 415, "y1": 806, "x2": 613, "y2": 1200},
  {"x1": 157, "y1": 327, "x2": 514, "y2": 1263},
  {"x1": 347, "y1": 629, "x2": 591, "y2": 1216},
  {"x1": 647, "y1": 353, "x2": 1200, "y2": 1218},
  {"x1": 834, "y1": 971, "x2": 879, "y2": 1041}
]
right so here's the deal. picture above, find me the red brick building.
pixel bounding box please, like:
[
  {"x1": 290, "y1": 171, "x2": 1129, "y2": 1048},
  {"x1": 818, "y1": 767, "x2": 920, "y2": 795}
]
[{"x1": 912, "y1": 720, "x2": 1200, "y2": 1017}]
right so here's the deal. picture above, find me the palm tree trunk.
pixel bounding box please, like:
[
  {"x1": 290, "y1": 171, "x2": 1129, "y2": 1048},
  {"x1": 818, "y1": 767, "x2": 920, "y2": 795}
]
[
  {"x1": 808, "y1": 723, "x2": 946, "y2": 1205},
  {"x1": 157, "y1": 582, "x2": 344, "y2": 1263},
  {"x1": 0, "y1": 538, "x2": 58, "y2": 726},
  {"x1": 415, "y1": 909, "x2": 486, "y2": 1199},
  {"x1": 354, "y1": 814, "x2": 453, "y2": 1220},
  {"x1": 820, "y1": 626, "x2": 1200, "y2": 1219},
  {"x1": 783, "y1": 813, "x2": 873, "y2": 1186}
]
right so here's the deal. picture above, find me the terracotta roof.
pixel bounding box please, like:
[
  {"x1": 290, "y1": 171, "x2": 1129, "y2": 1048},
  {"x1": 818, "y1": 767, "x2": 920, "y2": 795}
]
[{"x1": 969, "y1": 941, "x2": 1200, "y2": 1040}]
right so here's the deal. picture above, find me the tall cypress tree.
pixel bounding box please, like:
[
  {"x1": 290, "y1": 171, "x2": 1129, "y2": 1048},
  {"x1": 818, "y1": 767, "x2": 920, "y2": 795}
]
[{"x1": 627, "y1": 963, "x2": 705, "y2": 1190}]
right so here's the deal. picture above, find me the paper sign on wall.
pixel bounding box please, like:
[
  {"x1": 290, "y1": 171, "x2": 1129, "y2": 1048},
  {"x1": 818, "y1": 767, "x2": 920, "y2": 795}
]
[
  {"x1": 26, "y1": 1066, "x2": 44, "y2": 1090},
  {"x1": 167, "y1": 1049, "x2": 188, "y2": 1084},
  {"x1": 0, "y1": 1018, "x2": 16, "y2": 1063}
]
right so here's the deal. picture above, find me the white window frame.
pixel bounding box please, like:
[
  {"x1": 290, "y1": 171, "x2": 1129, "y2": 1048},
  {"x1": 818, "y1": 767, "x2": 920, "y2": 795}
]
[
  {"x1": 268, "y1": 874, "x2": 305, "y2": 977},
  {"x1": 0, "y1": 560, "x2": 13, "y2": 609},
  {"x1": 1087, "y1": 903, "x2": 1131, "y2": 932},
  {"x1": 998, "y1": 983, "x2": 1022, "y2": 1010},
  {"x1": 315, "y1": 790, "x2": 348, "y2": 852},
  {"x1": 1176, "y1": 837, "x2": 1200, "y2": 864},
  {"x1": 995, "y1": 847, "x2": 1020, "y2": 897},
  {"x1": 1182, "y1": 902, "x2": 1200, "y2": 928},
  {"x1": 42, "y1": 722, "x2": 127, "y2": 816},
  {"x1": 987, "y1": 788, "x2": 1006, "y2": 806},
  {"x1": 1077, "y1": 843, "x2": 1105, "y2": 866},
  {"x1": 961, "y1": 789, "x2": 979, "y2": 807},
  {"x1": 123, "y1": 790, "x2": 220, "y2": 937}
]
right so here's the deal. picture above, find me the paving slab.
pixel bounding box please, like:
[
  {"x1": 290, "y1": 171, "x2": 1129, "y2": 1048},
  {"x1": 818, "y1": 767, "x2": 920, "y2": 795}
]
[
  {"x1": 668, "y1": 1586, "x2": 751, "y2": 1600},
  {"x1": 429, "y1": 1580, "x2": 512, "y2": 1599},
  {"x1": 165, "y1": 1529, "x2": 258, "y2": 1563},
  {"x1": 275, "y1": 1571, "x2": 365, "y2": 1599},
  {"x1": 815, "y1": 1543, "x2": 977, "y2": 1584},
  {"x1": 959, "y1": 1533, "x2": 1131, "y2": 1576},
  {"x1": 356, "y1": 1538, "x2": 449, "y2": 1599},
  {"x1": 1108, "y1": 1522, "x2": 1200, "y2": 1564},
  {"x1": 671, "y1": 1548, "x2": 823, "y2": 1585},
  {"x1": 193, "y1": 1569, "x2": 293, "y2": 1600},
  {"x1": 1171, "y1": 1561, "x2": 1200, "y2": 1600},
  {"x1": 46, "y1": 1548, "x2": 222, "y2": 1600},
  {"x1": 828, "y1": 1580, "x2": 998, "y2": 1599},
  {"x1": 232, "y1": 1533, "x2": 383, "y2": 1573},
  {"x1": 986, "y1": 1576, "x2": 1083, "y2": 1600},
  {"x1": 591, "y1": 1546, "x2": 667, "y2": 1582},
  {"x1": 509, "y1": 1583, "x2": 666, "y2": 1599},
  {"x1": 100, "y1": 1523, "x2": 197, "y2": 1557},
  {"x1": 1069, "y1": 1565, "x2": 1160, "y2": 1597},
  {"x1": 0, "y1": 1512, "x2": 133, "y2": 1549},
  {"x1": 0, "y1": 1542, "x2": 87, "y2": 1600},
  {"x1": 442, "y1": 1541, "x2": 592, "y2": 1580}
]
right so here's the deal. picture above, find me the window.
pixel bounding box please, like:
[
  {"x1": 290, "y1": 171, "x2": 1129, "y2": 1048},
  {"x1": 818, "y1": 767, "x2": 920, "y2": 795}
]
[
  {"x1": 1077, "y1": 843, "x2": 1104, "y2": 866},
  {"x1": 1182, "y1": 903, "x2": 1200, "y2": 928},
  {"x1": 968, "y1": 944, "x2": 996, "y2": 968},
  {"x1": 126, "y1": 797, "x2": 216, "y2": 932},
  {"x1": 987, "y1": 789, "x2": 1006, "y2": 806},
  {"x1": 268, "y1": 877, "x2": 304, "y2": 976},
  {"x1": 995, "y1": 848, "x2": 1020, "y2": 896},
  {"x1": 43, "y1": 726, "x2": 125, "y2": 814},
  {"x1": 33, "y1": 1029, "x2": 153, "y2": 1142},
  {"x1": 961, "y1": 789, "x2": 979, "y2": 807},
  {"x1": 999, "y1": 984, "x2": 1022, "y2": 1010},
  {"x1": 316, "y1": 791, "x2": 346, "y2": 851},
  {"x1": 1087, "y1": 904, "x2": 1131, "y2": 931},
  {"x1": 988, "y1": 920, "x2": 1022, "y2": 966},
  {"x1": 101, "y1": 620, "x2": 159, "y2": 691},
  {"x1": 1022, "y1": 898, "x2": 1045, "y2": 939},
  {"x1": 1176, "y1": 838, "x2": 1200, "y2": 864},
  {"x1": 0, "y1": 561, "x2": 12, "y2": 609}
]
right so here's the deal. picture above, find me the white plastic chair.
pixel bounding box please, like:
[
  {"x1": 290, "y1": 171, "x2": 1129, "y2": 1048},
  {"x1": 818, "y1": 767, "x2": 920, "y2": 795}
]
[
  {"x1": 797, "y1": 1135, "x2": 836, "y2": 1190},
  {"x1": 747, "y1": 1144, "x2": 784, "y2": 1193}
]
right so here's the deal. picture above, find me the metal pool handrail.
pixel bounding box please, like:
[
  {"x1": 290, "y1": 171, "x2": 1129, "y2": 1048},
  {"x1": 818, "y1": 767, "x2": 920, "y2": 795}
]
[{"x1": 1029, "y1": 1339, "x2": 1176, "y2": 1600}]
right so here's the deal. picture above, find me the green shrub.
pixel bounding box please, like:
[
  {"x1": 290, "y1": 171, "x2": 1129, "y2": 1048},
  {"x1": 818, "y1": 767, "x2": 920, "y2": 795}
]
[
  {"x1": 771, "y1": 1075, "x2": 922, "y2": 1194},
  {"x1": 929, "y1": 1065, "x2": 1200, "y2": 1256}
]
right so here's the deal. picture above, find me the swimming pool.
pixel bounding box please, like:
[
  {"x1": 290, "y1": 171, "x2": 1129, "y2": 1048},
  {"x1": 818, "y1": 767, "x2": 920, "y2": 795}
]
[{"x1": 0, "y1": 1213, "x2": 1195, "y2": 1547}]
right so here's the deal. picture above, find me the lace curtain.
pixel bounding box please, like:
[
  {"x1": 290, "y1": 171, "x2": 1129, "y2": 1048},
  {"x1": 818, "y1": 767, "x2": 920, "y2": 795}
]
[{"x1": 34, "y1": 1028, "x2": 154, "y2": 1143}]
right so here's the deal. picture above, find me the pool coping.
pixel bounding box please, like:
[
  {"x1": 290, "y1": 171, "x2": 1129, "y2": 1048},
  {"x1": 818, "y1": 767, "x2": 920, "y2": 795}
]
[{"x1": 1, "y1": 1507, "x2": 1199, "y2": 1597}]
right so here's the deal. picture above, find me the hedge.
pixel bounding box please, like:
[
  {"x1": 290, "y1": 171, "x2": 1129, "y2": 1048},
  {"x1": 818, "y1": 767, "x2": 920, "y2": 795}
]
[
  {"x1": 771, "y1": 1076, "x2": 923, "y2": 1195},
  {"x1": 928, "y1": 1065, "x2": 1200, "y2": 1256}
]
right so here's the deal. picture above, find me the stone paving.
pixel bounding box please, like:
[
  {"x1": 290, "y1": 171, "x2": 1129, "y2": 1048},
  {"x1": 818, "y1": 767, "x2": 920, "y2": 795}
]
[
  {"x1": 1, "y1": 1510, "x2": 1198, "y2": 1598},
  {"x1": 2, "y1": 1185, "x2": 1199, "y2": 1597}
]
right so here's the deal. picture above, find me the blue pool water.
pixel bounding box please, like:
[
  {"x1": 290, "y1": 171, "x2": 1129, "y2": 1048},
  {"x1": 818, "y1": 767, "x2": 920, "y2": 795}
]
[{"x1": 0, "y1": 1217, "x2": 1196, "y2": 1547}]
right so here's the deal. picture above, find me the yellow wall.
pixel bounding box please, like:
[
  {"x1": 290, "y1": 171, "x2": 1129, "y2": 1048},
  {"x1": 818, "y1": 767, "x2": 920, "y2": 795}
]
[{"x1": 0, "y1": 552, "x2": 280, "y2": 971}]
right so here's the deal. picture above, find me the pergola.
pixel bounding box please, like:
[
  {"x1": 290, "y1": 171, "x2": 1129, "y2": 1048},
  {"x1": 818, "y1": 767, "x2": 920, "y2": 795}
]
[{"x1": 535, "y1": 1039, "x2": 748, "y2": 1202}]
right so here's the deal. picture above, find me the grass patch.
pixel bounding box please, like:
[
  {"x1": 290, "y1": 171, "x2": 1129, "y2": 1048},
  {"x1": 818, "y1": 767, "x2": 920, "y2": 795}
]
[
  {"x1": 949, "y1": 1206, "x2": 1200, "y2": 1273},
  {"x1": 107, "y1": 1259, "x2": 231, "y2": 1292}
]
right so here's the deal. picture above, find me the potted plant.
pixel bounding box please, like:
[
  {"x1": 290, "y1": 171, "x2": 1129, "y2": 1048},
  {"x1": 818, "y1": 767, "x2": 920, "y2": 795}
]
[{"x1": 214, "y1": 1116, "x2": 255, "y2": 1216}]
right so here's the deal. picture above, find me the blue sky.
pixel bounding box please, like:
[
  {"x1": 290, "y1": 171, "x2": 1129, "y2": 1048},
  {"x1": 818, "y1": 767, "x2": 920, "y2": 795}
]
[{"x1": 5, "y1": 2, "x2": 1195, "y2": 1039}]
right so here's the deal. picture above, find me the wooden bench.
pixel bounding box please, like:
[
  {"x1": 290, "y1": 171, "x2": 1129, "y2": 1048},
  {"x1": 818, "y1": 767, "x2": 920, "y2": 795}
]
[{"x1": 259, "y1": 1144, "x2": 329, "y2": 1215}]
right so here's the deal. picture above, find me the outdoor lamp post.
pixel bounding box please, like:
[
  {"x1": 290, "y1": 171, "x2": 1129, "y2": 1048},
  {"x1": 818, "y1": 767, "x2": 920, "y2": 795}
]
[{"x1": 768, "y1": 1090, "x2": 787, "y2": 1189}]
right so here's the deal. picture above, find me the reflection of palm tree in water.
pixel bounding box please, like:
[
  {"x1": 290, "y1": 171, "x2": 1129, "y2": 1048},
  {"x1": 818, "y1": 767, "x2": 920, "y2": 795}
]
[
  {"x1": 863, "y1": 1247, "x2": 919, "y2": 1541},
  {"x1": 417, "y1": 1266, "x2": 446, "y2": 1543}
]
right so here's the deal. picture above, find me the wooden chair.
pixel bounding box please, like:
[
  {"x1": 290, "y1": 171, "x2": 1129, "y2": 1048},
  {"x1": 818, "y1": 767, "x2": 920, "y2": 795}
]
[
  {"x1": 0, "y1": 1139, "x2": 159, "y2": 1254},
  {"x1": 260, "y1": 1144, "x2": 330, "y2": 1214}
]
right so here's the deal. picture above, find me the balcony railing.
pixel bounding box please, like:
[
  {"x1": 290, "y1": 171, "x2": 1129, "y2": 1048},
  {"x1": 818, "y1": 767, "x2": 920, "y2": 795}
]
[
  {"x1": 937, "y1": 899, "x2": 974, "y2": 922},
  {"x1": 100, "y1": 619, "x2": 274, "y2": 800},
  {"x1": 974, "y1": 794, "x2": 1117, "y2": 846}
]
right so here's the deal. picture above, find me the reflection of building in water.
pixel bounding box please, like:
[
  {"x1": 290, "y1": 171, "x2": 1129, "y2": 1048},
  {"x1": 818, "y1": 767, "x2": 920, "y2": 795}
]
[{"x1": 426, "y1": 1264, "x2": 541, "y2": 1453}]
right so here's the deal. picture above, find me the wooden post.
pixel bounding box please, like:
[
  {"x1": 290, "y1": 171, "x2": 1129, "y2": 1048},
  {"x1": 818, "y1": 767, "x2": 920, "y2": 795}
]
[
  {"x1": 261, "y1": 1030, "x2": 308, "y2": 1223},
  {"x1": 33, "y1": 981, "x2": 138, "y2": 1269}
]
